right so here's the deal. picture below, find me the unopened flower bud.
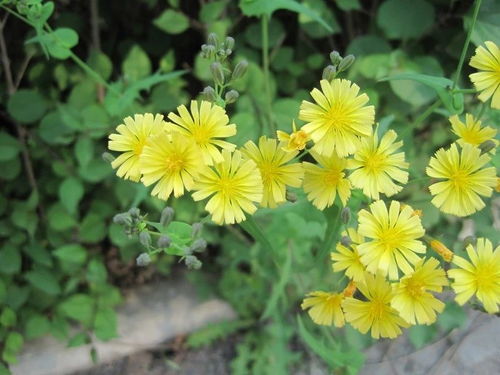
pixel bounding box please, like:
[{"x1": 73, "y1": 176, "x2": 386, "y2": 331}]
[
  {"x1": 286, "y1": 191, "x2": 297, "y2": 203},
  {"x1": 225, "y1": 36, "x2": 235, "y2": 50},
  {"x1": 207, "y1": 33, "x2": 218, "y2": 47},
  {"x1": 128, "y1": 207, "x2": 140, "y2": 218},
  {"x1": 210, "y1": 62, "x2": 225, "y2": 85},
  {"x1": 102, "y1": 152, "x2": 115, "y2": 163},
  {"x1": 113, "y1": 212, "x2": 132, "y2": 226},
  {"x1": 191, "y1": 223, "x2": 203, "y2": 238},
  {"x1": 329, "y1": 51, "x2": 342, "y2": 66},
  {"x1": 185, "y1": 255, "x2": 202, "y2": 270},
  {"x1": 338, "y1": 54, "x2": 355, "y2": 72},
  {"x1": 343, "y1": 280, "x2": 356, "y2": 297},
  {"x1": 136, "y1": 253, "x2": 151, "y2": 267},
  {"x1": 201, "y1": 86, "x2": 217, "y2": 102},
  {"x1": 190, "y1": 238, "x2": 207, "y2": 253},
  {"x1": 139, "y1": 231, "x2": 152, "y2": 248},
  {"x1": 201, "y1": 44, "x2": 216, "y2": 59},
  {"x1": 463, "y1": 235, "x2": 476, "y2": 248},
  {"x1": 160, "y1": 207, "x2": 174, "y2": 227},
  {"x1": 341, "y1": 207, "x2": 351, "y2": 225},
  {"x1": 157, "y1": 235, "x2": 172, "y2": 248},
  {"x1": 225, "y1": 89, "x2": 239, "y2": 104},
  {"x1": 322, "y1": 64, "x2": 337, "y2": 81},
  {"x1": 231, "y1": 60, "x2": 248, "y2": 81},
  {"x1": 479, "y1": 140, "x2": 496, "y2": 154},
  {"x1": 340, "y1": 236, "x2": 351, "y2": 247},
  {"x1": 428, "y1": 238, "x2": 454, "y2": 262},
  {"x1": 225, "y1": 49, "x2": 232, "y2": 56}
]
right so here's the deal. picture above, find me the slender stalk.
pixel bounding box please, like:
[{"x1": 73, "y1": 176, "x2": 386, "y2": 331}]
[
  {"x1": 452, "y1": 0, "x2": 482, "y2": 90},
  {"x1": 476, "y1": 101, "x2": 488, "y2": 119},
  {"x1": 240, "y1": 216, "x2": 275, "y2": 253},
  {"x1": 261, "y1": 15, "x2": 275, "y2": 135},
  {"x1": 69, "y1": 51, "x2": 117, "y2": 93},
  {"x1": 411, "y1": 99, "x2": 442, "y2": 130},
  {"x1": 317, "y1": 205, "x2": 341, "y2": 268}
]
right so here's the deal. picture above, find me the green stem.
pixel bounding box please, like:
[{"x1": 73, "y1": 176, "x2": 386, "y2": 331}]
[
  {"x1": 411, "y1": 99, "x2": 442, "y2": 130},
  {"x1": 476, "y1": 101, "x2": 488, "y2": 119},
  {"x1": 318, "y1": 205, "x2": 341, "y2": 267},
  {"x1": 69, "y1": 52, "x2": 116, "y2": 93},
  {"x1": 239, "y1": 216, "x2": 275, "y2": 253},
  {"x1": 451, "y1": 88, "x2": 477, "y2": 94},
  {"x1": 406, "y1": 176, "x2": 431, "y2": 185},
  {"x1": 261, "y1": 15, "x2": 275, "y2": 135},
  {"x1": 452, "y1": 0, "x2": 482, "y2": 90}
]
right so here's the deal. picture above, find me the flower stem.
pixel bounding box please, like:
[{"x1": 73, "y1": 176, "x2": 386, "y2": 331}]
[
  {"x1": 261, "y1": 14, "x2": 275, "y2": 135},
  {"x1": 318, "y1": 204, "x2": 341, "y2": 268},
  {"x1": 476, "y1": 101, "x2": 488, "y2": 120},
  {"x1": 240, "y1": 216, "x2": 276, "y2": 253},
  {"x1": 452, "y1": 0, "x2": 482, "y2": 90},
  {"x1": 411, "y1": 99, "x2": 442, "y2": 130}
]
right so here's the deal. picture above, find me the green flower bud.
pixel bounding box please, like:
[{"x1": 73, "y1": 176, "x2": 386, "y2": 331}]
[
  {"x1": 185, "y1": 255, "x2": 202, "y2": 270},
  {"x1": 207, "y1": 33, "x2": 218, "y2": 47},
  {"x1": 157, "y1": 235, "x2": 172, "y2": 248},
  {"x1": 210, "y1": 62, "x2": 225, "y2": 86},
  {"x1": 340, "y1": 236, "x2": 352, "y2": 247},
  {"x1": 201, "y1": 86, "x2": 217, "y2": 102},
  {"x1": 136, "y1": 253, "x2": 151, "y2": 267},
  {"x1": 463, "y1": 235, "x2": 476, "y2": 248},
  {"x1": 225, "y1": 36, "x2": 235, "y2": 50},
  {"x1": 225, "y1": 89, "x2": 239, "y2": 104},
  {"x1": 338, "y1": 54, "x2": 355, "y2": 72},
  {"x1": 201, "y1": 44, "x2": 216, "y2": 59},
  {"x1": 191, "y1": 223, "x2": 203, "y2": 238},
  {"x1": 113, "y1": 212, "x2": 132, "y2": 226},
  {"x1": 139, "y1": 231, "x2": 152, "y2": 249},
  {"x1": 160, "y1": 207, "x2": 174, "y2": 227},
  {"x1": 322, "y1": 65, "x2": 337, "y2": 81},
  {"x1": 128, "y1": 207, "x2": 140, "y2": 218},
  {"x1": 341, "y1": 207, "x2": 351, "y2": 225},
  {"x1": 479, "y1": 140, "x2": 496, "y2": 154},
  {"x1": 190, "y1": 238, "x2": 207, "y2": 253},
  {"x1": 286, "y1": 191, "x2": 297, "y2": 203},
  {"x1": 231, "y1": 60, "x2": 248, "y2": 81},
  {"x1": 329, "y1": 51, "x2": 342, "y2": 66},
  {"x1": 102, "y1": 152, "x2": 115, "y2": 163}
]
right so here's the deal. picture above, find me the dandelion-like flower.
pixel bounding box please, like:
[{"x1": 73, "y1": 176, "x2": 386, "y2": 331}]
[
  {"x1": 302, "y1": 150, "x2": 351, "y2": 209},
  {"x1": 391, "y1": 258, "x2": 448, "y2": 325},
  {"x1": 276, "y1": 120, "x2": 310, "y2": 152},
  {"x1": 241, "y1": 136, "x2": 303, "y2": 208},
  {"x1": 348, "y1": 129, "x2": 409, "y2": 200},
  {"x1": 426, "y1": 143, "x2": 497, "y2": 217},
  {"x1": 450, "y1": 114, "x2": 498, "y2": 151},
  {"x1": 342, "y1": 273, "x2": 409, "y2": 339},
  {"x1": 469, "y1": 41, "x2": 500, "y2": 109},
  {"x1": 331, "y1": 228, "x2": 366, "y2": 282},
  {"x1": 299, "y1": 79, "x2": 375, "y2": 157},
  {"x1": 108, "y1": 113, "x2": 167, "y2": 181},
  {"x1": 192, "y1": 150, "x2": 263, "y2": 225},
  {"x1": 357, "y1": 200, "x2": 426, "y2": 280},
  {"x1": 168, "y1": 100, "x2": 237, "y2": 165},
  {"x1": 301, "y1": 291, "x2": 345, "y2": 327},
  {"x1": 448, "y1": 238, "x2": 500, "y2": 313},
  {"x1": 140, "y1": 132, "x2": 202, "y2": 200}
]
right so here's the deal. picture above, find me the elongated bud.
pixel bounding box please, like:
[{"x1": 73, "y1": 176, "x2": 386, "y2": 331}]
[
  {"x1": 190, "y1": 238, "x2": 207, "y2": 253},
  {"x1": 201, "y1": 86, "x2": 217, "y2": 102},
  {"x1": 426, "y1": 237, "x2": 454, "y2": 262},
  {"x1": 185, "y1": 255, "x2": 202, "y2": 270},
  {"x1": 479, "y1": 140, "x2": 496, "y2": 154},
  {"x1": 191, "y1": 223, "x2": 203, "y2": 238},
  {"x1": 102, "y1": 152, "x2": 115, "y2": 163},
  {"x1": 210, "y1": 62, "x2": 225, "y2": 85},
  {"x1": 201, "y1": 44, "x2": 216, "y2": 59},
  {"x1": 343, "y1": 280, "x2": 356, "y2": 297},
  {"x1": 341, "y1": 207, "x2": 351, "y2": 225},
  {"x1": 329, "y1": 51, "x2": 342, "y2": 66},
  {"x1": 225, "y1": 36, "x2": 235, "y2": 50},
  {"x1": 338, "y1": 54, "x2": 355, "y2": 72},
  {"x1": 160, "y1": 207, "x2": 174, "y2": 227},
  {"x1": 136, "y1": 253, "x2": 151, "y2": 267},
  {"x1": 231, "y1": 60, "x2": 248, "y2": 80},
  {"x1": 207, "y1": 33, "x2": 218, "y2": 47},
  {"x1": 225, "y1": 89, "x2": 239, "y2": 104},
  {"x1": 286, "y1": 191, "x2": 297, "y2": 203},
  {"x1": 322, "y1": 64, "x2": 337, "y2": 81},
  {"x1": 463, "y1": 235, "x2": 476, "y2": 248},
  {"x1": 157, "y1": 235, "x2": 172, "y2": 248},
  {"x1": 128, "y1": 207, "x2": 140, "y2": 218},
  {"x1": 340, "y1": 235, "x2": 351, "y2": 247},
  {"x1": 113, "y1": 212, "x2": 132, "y2": 226},
  {"x1": 225, "y1": 48, "x2": 232, "y2": 57},
  {"x1": 139, "y1": 231, "x2": 152, "y2": 248}
]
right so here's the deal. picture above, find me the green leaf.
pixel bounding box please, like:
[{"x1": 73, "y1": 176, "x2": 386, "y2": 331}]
[
  {"x1": 53, "y1": 244, "x2": 87, "y2": 266},
  {"x1": 5, "y1": 332, "x2": 23, "y2": 353},
  {"x1": 467, "y1": 0, "x2": 500, "y2": 46},
  {"x1": 336, "y1": 0, "x2": 361, "y2": 11},
  {"x1": 88, "y1": 50, "x2": 113, "y2": 81},
  {"x1": 297, "y1": 315, "x2": 340, "y2": 368},
  {"x1": 75, "y1": 137, "x2": 94, "y2": 168},
  {"x1": 47, "y1": 203, "x2": 77, "y2": 231},
  {"x1": 154, "y1": 9, "x2": 190, "y2": 34},
  {"x1": 186, "y1": 319, "x2": 253, "y2": 349},
  {"x1": 377, "y1": 0, "x2": 434, "y2": 40},
  {"x1": 94, "y1": 308, "x2": 118, "y2": 341},
  {"x1": 239, "y1": 0, "x2": 332, "y2": 32},
  {"x1": 226, "y1": 112, "x2": 259, "y2": 147},
  {"x1": 7, "y1": 89, "x2": 47, "y2": 124},
  {"x1": 0, "y1": 363, "x2": 10, "y2": 375},
  {"x1": 299, "y1": 0, "x2": 340, "y2": 38},
  {"x1": 0, "y1": 279, "x2": 6, "y2": 304},
  {"x1": 67, "y1": 332, "x2": 90, "y2": 347},
  {"x1": 261, "y1": 247, "x2": 291, "y2": 320},
  {"x1": 38, "y1": 111, "x2": 75, "y2": 145},
  {"x1": 347, "y1": 35, "x2": 391, "y2": 56},
  {"x1": 437, "y1": 301, "x2": 467, "y2": 332},
  {"x1": 86, "y1": 259, "x2": 107, "y2": 284},
  {"x1": 122, "y1": 45, "x2": 151, "y2": 82},
  {"x1": 0, "y1": 308, "x2": 16, "y2": 327},
  {"x1": 0, "y1": 245, "x2": 21, "y2": 275},
  {"x1": 0, "y1": 157, "x2": 21, "y2": 180},
  {"x1": 0, "y1": 132, "x2": 21, "y2": 162},
  {"x1": 26, "y1": 27, "x2": 79, "y2": 59},
  {"x1": 11, "y1": 203, "x2": 38, "y2": 237},
  {"x1": 59, "y1": 177, "x2": 84, "y2": 215},
  {"x1": 25, "y1": 269, "x2": 61, "y2": 295},
  {"x1": 58, "y1": 294, "x2": 94, "y2": 324},
  {"x1": 408, "y1": 324, "x2": 437, "y2": 349},
  {"x1": 79, "y1": 213, "x2": 107, "y2": 243},
  {"x1": 200, "y1": 0, "x2": 227, "y2": 23},
  {"x1": 5, "y1": 285, "x2": 30, "y2": 310},
  {"x1": 25, "y1": 314, "x2": 51, "y2": 339}
]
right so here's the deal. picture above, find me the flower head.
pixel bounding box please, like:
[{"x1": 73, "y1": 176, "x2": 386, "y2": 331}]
[
  {"x1": 299, "y1": 79, "x2": 375, "y2": 157},
  {"x1": 426, "y1": 143, "x2": 497, "y2": 217},
  {"x1": 168, "y1": 100, "x2": 236, "y2": 165},
  {"x1": 302, "y1": 150, "x2": 351, "y2": 209},
  {"x1": 357, "y1": 200, "x2": 426, "y2": 280},
  {"x1": 448, "y1": 238, "x2": 500, "y2": 313},
  {"x1": 140, "y1": 132, "x2": 202, "y2": 200},
  {"x1": 450, "y1": 114, "x2": 498, "y2": 152},
  {"x1": 108, "y1": 113, "x2": 167, "y2": 181},
  {"x1": 301, "y1": 291, "x2": 345, "y2": 327},
  {"x1": 469, "y1": 41, "x2": 500, "y2": 109},
  {"x1": 192, "y1": 150, "x2": 263, "y2": 225},
  {"x1": 348, "y1": 129, "x2": 409, "y2": 200},
  {"x1": 277, "y1": 120, "x2": 310, "y2": 152},
  {"x1": 342, "y1": 273, "x2": 409, "y2": 339},
  {"x1": 331, "y1": 228, "x2": 366, "y2": 282},
  {"x1": 241, "y1": 136, "x2": 303, "y2": 208},
  {"x1": 391, "y1": 258, "x2": 448, "y2": 325}
]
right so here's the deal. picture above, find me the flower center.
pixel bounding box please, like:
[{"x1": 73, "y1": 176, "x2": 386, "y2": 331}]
[
  {"x1": 324, "y1": 168, "x2": 344, "y2": 186},
  {"x1": 259, "y1": 162, "x2": 279, "y2": 185},
  {"x1": 475, "y1": 263, "x2": 497, "y2": 291},
  {"x1": 217, "y1": 177, "x2": 236, "y2": 197},
  {"x1": 377, "y1": 227, "x2": 401, "y2": 250},
  {"x1": 450, "y1": 170, "x2": 470, "y2": 189},
  {"x1": 461, "y1": 130, "x2": 483, "y2": 145},
  {"x1": 325, "y1": 105, "x2": 349, "y2": 130},
  {"x1": 165, "y1": 154, "x2": 185, "y2": 172},
  {"x1": 191, "y1": 126, "x2": 212, "y2": 145},
  {"x1": 289, "y1": 131, "x2": 308, "y2": 150},
  {"x1": 369, "y1": 299, "x2": 387, "y2": 319},
  {"x1": 405, "y1": 278, "x2": 425, "y2": 298},
  {"x1": 364, "y1": 151, "x2": 387, "y2": 173}
]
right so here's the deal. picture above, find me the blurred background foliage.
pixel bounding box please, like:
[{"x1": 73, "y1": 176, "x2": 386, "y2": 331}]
[{"x1": 0, "y1": 0, "x2": 499, "y2": 374}]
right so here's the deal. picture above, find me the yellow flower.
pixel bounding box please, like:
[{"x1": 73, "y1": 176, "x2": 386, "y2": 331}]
[
  {"x1": 331, "y1": 228, "x2": 366, "y2": 282},
  {"x1": 301, "y1": 291, "x2": 345, "y2": 327},
  {"x1": 448, "y1": 238, "x2": 500, "y2": 314},
  {"x1": 469, "y1": 41, "x2": 500, "y2": 109},
  {"x1": 140, "y1": 132, "x2": 202, "y2": 200},
  {"x1": 108, "y1": 113, "x2": 167, "y2": 181},
  {"x1": 357, "y1": 200, "x2": 426, "y2": 280},
  {"x1": 168, "y1": 100, "x2": 237, "y2": 165},
  {"x1": 299, "y1": 79, "x2": 375, "y2": 157},
  {"x1": 302, "y1": 150, "x2": 351, "y2": 209},
  {"x1": 426, "y1": 143, "x2": 497, "y2": 217},
  {"x1": 342, "y1": 273, "x2": 409, "y2": 339},
  {"x1": 241, "y1": 136, "x2": 303, "y2": 208},
  {"x1": 450, "y1": 114, "x2": 498, "y2": 152},
  {"x1": 192, "y1": 150, "x2": 263, "y2": 225},
  {"x1": 276, "y1": 120, "x2": 310, "y2": 152},
  {"x1": 348, "y1": 130, "x2": 409, "y2": 200},
  {"x1": 391, "y1": 258, "x2": 448, "y2": 325}
]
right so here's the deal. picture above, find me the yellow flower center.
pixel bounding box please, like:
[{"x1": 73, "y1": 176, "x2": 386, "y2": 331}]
[
  {"x1": 369, "y1": 299, "x2": 387, "y2": 319},
  {"x1": 364, "y1": 151, "x2": 387, "y2": 173},
  {"x1": 326, "y1": 105, "x2": 350, "y2": 130},
  {"x1": 475, "y1": 263, "x2": 497, "y2": 291},
  {"x1": 460, "y1": 130, "x2": 483, "y2": 145},
  {"x1": 450, "y1": 170, "x2": 470, "y2": 189},
  {"x1": 259, "y1": 162, "x2": 279, "y2": 185},
  {"x1": 323, "y1": 168, "x2": 344, "y2": 186},
  {"x1": 404, "y1": 278, "x2": 425, "y2": 298},
  {"x1": 191, "y1": 126, "x2": 212, "y2": 145},
  {"x1": 377, "y1": 227, "x2": 401, "y2": 250},
  {"x1": 216, "y1": 177, "x2": 236, "y2": 197},
  {"x1": 289, "y1": 131, "x2": 308, "y2": 150},
  {"x1": 165, "y1": 154, "x2": 185, "y2": 172}
]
